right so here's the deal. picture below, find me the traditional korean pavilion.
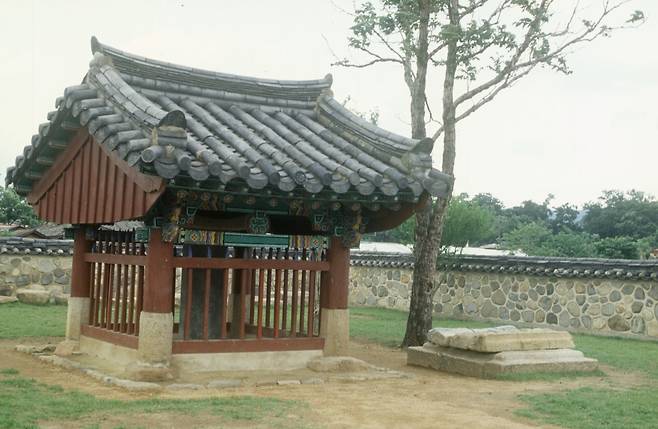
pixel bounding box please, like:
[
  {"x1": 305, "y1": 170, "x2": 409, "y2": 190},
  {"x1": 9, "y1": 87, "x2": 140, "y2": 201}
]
[{"x1": 6, "y1": 37, "x2": 451, "y2": 379}]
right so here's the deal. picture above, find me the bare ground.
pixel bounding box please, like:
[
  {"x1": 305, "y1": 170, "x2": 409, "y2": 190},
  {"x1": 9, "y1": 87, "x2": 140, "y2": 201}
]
[{"x1": 0, "y1": 337, "x2": 648, "y2": 429}]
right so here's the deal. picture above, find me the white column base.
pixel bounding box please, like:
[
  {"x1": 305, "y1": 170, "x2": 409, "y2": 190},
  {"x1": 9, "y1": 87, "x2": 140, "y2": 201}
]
[
  {"x1": 65, "y1": 297, "x2": 90, "y2": 341},
  {"x1": 126, "y1": 311, "x2": 175, "y2": 381},
  {"x1": 320, "y1": 308, "x2": 349, "y2": 356}
]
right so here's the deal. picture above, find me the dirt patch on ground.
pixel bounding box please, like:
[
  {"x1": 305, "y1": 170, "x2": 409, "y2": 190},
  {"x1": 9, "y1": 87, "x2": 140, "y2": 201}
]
[{"x1": 0, "y1": 338, "x2": 649, "y2": 429}]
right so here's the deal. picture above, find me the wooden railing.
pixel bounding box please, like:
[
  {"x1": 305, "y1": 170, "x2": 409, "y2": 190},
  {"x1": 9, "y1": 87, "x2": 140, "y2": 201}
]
[
  {"x1": 82, "y1": 232, "x2": 327, "y2": 353},
  {"x1": 84, "y1": 230, "x2": 145, "y2": 347},
  {"x1": 172, "y1": 247, "x2": 328, "y2": 353}
]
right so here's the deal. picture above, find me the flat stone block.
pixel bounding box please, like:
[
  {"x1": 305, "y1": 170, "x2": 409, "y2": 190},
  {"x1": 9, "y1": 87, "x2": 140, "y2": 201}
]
[
  {"x1": 407, "y1": 344, "x2": 597, "y2": 378},
  {"x1": 428, "y1": 326, "x2": 574, "y2": 352}
]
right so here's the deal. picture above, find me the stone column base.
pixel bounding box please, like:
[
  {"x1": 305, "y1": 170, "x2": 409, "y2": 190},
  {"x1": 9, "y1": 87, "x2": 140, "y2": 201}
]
[
  {"x1": 54, "y1": 340, "x2": 80, "y2": 357},
  {"x1": 138, "y1": 311, "x2": 173, "y2": 358},
  {"x1": 65, "y1": 297, "x2": 90, "y2": 341},
  {"x1": 320, "y1": 308, "x2": 349, "y2": 356},
  {"x1": 129, "y1": 311, "x2": 175, "y2": 381}
]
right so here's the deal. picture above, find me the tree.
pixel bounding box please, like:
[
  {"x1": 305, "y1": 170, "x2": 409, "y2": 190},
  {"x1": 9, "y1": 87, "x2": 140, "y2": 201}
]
[
  {"x1": 339, "y1": 0, "x2": 644, "y2": 346},
  {"x1": 595, "y1": 236, "x2": 639, "y2": 259},
  {"x1": 0, "y1": 187, "x2": 40, "y2": 227},
  {"x1": 583, "y1": 190, "x2": 658, "y2": 239},
  {"x1": 441, "y1": 195, "x2": 495, "y2": 247}
]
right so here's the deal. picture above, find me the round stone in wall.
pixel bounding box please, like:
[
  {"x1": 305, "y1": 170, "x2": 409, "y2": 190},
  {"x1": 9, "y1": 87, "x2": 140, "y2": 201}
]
[
  {"x1": 631, "y1": 301, "x2": 643, "y2": 313},
  {"x1": 609, "y1": 290, "x2": 622, "y2": 302},
  {"x1": 608, "y1": 314, "x2": 630, "y2": 332},
  {"x1": 546, "y1": 313, "x2": 558, "y2": 325},
  {"x1": 631, "y1": 316, "x2": 646, "y2": 334},
  {"x1": 635, "y1": 287, "x2": 645, "y2": 300}
]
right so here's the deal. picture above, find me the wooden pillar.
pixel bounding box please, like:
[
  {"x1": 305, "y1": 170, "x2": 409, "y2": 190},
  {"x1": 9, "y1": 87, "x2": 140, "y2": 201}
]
[
  {"x1": 131, "y1": 228, "x2": 175, "y2": 380},
  {"x1": 320, "y1": 237, "x2": 350, "y2": 310},
  {"x1": 319, "y1": 237, "x2": 350, "y2": 355},
  {"x1": 58, "y1": 227, "x2": 93, "y2": 355},
  {"x1": 70, "y1": 228, "x2": 92, "y2": 297},
  {"x1": 143, "y1": 228, "x2": 174, "y2": 313}
]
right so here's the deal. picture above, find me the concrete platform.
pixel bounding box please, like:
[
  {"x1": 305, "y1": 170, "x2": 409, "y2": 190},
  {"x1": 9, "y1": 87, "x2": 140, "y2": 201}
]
[
  {"x1": 428, "y1": 326, "x2": 574, "y2": 352},
  {"x1": 407, "y1": 343, "x2": 598, "y2": 378}
]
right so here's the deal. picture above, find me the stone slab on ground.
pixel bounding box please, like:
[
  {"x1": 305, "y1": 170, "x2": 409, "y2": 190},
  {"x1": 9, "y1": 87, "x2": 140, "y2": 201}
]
[
  {"x1": 428, "y1": 326, "x2": 574, "y2": 352},
  {"x1": 408, "y1": 344, "x2": 598, "y2": 378},
  {"x1": 15, "y1": 289, "x2": 50, "y2": 305},
  {"x1": 0, "y1": 296, "x2": 18, "y2": 304}
]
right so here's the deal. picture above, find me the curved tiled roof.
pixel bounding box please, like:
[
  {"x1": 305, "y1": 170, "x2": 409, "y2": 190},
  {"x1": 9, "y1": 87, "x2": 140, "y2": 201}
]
[
  {"x1": 7, "y1": 37, "x2": 451, "y2": 202},
  {"x1": 350, "y1": 250, "x2": 658, "y2": 281}
]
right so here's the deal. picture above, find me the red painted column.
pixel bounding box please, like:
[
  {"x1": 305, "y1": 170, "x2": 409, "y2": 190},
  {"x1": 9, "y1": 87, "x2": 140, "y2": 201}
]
[
  {"x1": 70, "y1": 228, "x2": 92, "y2": 298},
  {"x1": 320, "y1": 237, "x2": 350, "y2": 310},
  {"x1": 319, "y1": 237, "x2": 350, "y2": 355},
  {"x1": 142, "y1": 228, "x2": 174, "y2": 313}
]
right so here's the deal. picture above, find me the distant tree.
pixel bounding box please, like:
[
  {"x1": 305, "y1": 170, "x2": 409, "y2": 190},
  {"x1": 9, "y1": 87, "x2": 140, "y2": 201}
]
[
  {"x1": 441, "y1": 196, "x2": 494, "y2": 247},
  {"x1": 500, "y1": 222, "x2": 597, "y2": 258},
  {"x1": 550, "y1": 203, "x2": 581, "y2": 233},
  {"x1": 0, "y1": 187, "x2": 40, "y2": 227},
  {"x1": 500, "y1": 222, "x2": 552, "y2": 255},
  {"x1": 583, "y1": 190, "x2": 658, "y2": 239},
  {"x1": 471, "y1": 193, "x2": 504, "y2": 214},
  {"x1": 594, "y1": 236, "x2": 640, "y2": 259}
]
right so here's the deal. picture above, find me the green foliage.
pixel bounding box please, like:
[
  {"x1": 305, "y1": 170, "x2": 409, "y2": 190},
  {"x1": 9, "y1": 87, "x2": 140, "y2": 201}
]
[
  {"x1": 0, "y1": 187, "x2": 40, "y2": 227},
  {"x1": 441, "y1": 195, "x2": 495, "y2": 247},
  {"x1": 594, "y1": 236, "x2": 640, "y2": 259},
  {"x1": 584, "y1": 190, "x2": 658, "y2": 240},
  {"x1": 0, "y1": 303, "x2": 66, "y2": 338},
  {"x1": 0, "y1": 370, "x2": 298, "y2": 428}
]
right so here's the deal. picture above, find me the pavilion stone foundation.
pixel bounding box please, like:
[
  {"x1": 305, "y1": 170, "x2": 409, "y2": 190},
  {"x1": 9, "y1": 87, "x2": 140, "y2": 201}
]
[{"x1": 349, "y1": 252, "x2": 658, "y2": 339}]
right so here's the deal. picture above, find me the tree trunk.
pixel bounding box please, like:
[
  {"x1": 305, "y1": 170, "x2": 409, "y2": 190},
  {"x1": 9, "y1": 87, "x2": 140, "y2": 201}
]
[{"x1": 402, "y1": 0, "x2": 459, "y2": 347}]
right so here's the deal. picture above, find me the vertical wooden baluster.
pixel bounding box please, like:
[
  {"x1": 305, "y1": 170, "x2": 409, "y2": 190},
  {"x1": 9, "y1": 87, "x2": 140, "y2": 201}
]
[
  {"x1": 203, "y1": 268, "x2": 211, "y2": 340},
  {"x1": 113, "y1": 232, "x2": 122, "y2": 331},
  {"x1": 121, "y1": 233, "x2": 129, "y2": 333},
  {"x1": 221, "y1": 268, "x2": 229, "y2": 338},
  {"x1": 103, "y1": 233, "x2": 112, "y2": 329},
  {"x1": 291, "y1": 255, "x2": 299, "y2": 337},
  {"x1": 249, "y1": 251, "x2": 256, "y2": 326},
  {"x1": 273, "y1": 249, "x2": 282, "y2": 338},
  {"x1": 88, "y1": 259, "x2": 95, "y2": 325},
  {"x1": 257, "y1": 266, "x2": 265, "y2": 338},
  {"x1": 239, "y1": 265, "x2": 247, "y2": 339},
  {"x1": 94, "y1": 234, "x2": 102, "y2": 326},
  {"x1": 308, "y1": 270, "x2": 316, "y2": 337},
  {"x1": 265, "y1": 248, "x2": 273, "y2": 327},
  {"x1": 135, "y1": 242, "x2": 144, "y2": 336},
  {"x1": 184, "y1": 268, "x2": 193, "y2": 340},
  {"x1": 299, "y1": 249, "x2": 307, "y2": 334},
  {"x1": 127, "y1": 234, "x2": 135, "y2": 334},
  {"x1": 282, "y1": 248, "x2": 289, "y2": 336}
]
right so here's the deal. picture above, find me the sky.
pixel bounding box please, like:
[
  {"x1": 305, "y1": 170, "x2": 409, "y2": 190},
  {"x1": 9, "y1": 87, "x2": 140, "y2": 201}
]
[{"x1": 0, "y1": 0, "x2": 656, "y2": 208}]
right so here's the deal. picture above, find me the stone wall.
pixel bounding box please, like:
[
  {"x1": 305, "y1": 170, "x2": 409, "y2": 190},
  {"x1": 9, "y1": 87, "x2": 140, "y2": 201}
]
[
  {"x1": 0, "y1": 238, "x2": 73, "y2": 305},
  {"x1": 349, "y1": 251, "x2": 658, "y2": 339}
]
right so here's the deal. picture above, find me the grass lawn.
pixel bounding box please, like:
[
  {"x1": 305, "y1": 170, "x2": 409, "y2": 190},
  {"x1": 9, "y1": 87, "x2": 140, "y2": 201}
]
[
  {"x1": 0, "y1": 369, "x2": 300, "y2": 429},
  {"x1": 0, "y1": 302, "x2": 66, "y2": 338}
]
